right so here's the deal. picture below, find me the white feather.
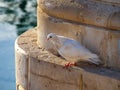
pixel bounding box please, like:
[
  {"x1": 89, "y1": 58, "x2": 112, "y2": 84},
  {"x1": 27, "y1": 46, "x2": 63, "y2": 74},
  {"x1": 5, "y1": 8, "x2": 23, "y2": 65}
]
[{"x1": 47, "y1": 33, "x2": 102, "y2": 65}]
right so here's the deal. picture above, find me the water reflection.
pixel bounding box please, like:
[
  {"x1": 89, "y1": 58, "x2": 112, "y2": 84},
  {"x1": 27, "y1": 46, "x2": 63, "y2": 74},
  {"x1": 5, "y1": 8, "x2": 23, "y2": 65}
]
[
  {"x1": 0, "y1": 0, "x2": 37, "y2": 90},
  {"x1": 0, "y1": 0, "x2": 37, "y2": 35}
]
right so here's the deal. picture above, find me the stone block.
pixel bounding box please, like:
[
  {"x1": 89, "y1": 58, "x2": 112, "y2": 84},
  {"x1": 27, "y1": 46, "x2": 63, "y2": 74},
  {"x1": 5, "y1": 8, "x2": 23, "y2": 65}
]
[
  {"x1": 82, "y1": 71, "x2": 120, "y2": 90},
  {"x1": 15, "y1": 41, "x2": 29, "y2": 90},
  {"x1": 37, "y1": 0, "x2": 120, "y2": 30},
  {"x1": 29, "y1": 57, "x2": 81, "y2": 90}
]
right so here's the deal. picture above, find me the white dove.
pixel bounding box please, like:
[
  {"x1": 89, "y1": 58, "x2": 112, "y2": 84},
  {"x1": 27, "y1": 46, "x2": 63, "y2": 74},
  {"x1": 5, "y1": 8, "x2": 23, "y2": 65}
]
[{"x1": 47, "y1": 33, "x2": 101, "y2": 68}]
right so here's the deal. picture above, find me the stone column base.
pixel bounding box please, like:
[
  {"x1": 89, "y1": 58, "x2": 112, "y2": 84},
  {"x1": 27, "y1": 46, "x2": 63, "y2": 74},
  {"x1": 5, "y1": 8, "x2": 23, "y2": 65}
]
[{"x1": 15, "y1": 28, "x2": 120, "y2": 90}]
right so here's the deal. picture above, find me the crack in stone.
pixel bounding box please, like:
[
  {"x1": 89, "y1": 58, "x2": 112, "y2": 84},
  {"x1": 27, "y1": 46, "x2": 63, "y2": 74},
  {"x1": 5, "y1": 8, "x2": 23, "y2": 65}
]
[{"x1": 31, "y1": 71, "x2": 79, "y2": 87}]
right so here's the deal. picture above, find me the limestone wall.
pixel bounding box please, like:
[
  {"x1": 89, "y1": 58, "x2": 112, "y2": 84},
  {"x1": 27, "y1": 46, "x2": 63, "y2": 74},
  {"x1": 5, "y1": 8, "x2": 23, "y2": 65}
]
[
  {"x1": 15, "y1": 29, "x2": 120, "y2": 90},
  {"x1": 37, "y1": 0, "x2": 120, "y2": 69}
]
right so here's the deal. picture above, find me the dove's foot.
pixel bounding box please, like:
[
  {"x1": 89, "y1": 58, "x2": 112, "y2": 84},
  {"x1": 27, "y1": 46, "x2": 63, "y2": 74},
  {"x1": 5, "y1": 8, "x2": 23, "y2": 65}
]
[{"x1": 63, "y1": 62, "x2": 76, "y2": 69}]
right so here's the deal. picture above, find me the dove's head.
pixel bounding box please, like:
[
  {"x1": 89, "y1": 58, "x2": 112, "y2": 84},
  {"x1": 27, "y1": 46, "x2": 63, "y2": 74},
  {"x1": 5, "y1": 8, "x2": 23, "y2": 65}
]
[{"x1": 47, "y1": 33, "x2": 57, "y2": 41}]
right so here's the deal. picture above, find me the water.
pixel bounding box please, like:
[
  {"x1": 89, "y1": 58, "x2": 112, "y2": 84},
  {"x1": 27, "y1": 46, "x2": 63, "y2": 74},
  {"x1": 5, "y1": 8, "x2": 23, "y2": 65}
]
[
  {"x1": 0, "y1": 23, "x2": 17, "y2": 90},
  {"x1": 0, "y1": 0, "x2": 37, "y2": 90}
]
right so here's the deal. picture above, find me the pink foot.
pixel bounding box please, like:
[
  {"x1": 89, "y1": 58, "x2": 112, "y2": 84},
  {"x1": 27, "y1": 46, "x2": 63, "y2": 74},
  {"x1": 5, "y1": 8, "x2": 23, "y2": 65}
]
[{"x1": 63, "y1": 62, "x2": 76, "y2": 68}]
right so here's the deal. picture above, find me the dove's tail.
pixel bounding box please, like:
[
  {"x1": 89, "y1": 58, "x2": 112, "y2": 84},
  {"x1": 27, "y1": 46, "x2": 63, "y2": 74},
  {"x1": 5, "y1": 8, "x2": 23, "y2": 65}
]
[
  {"x1": 88, "y1": 58, "x2": 102, "y2": 65},
  {"x1": 87, "y1": 54, "x2": 102, "y2": 65}
]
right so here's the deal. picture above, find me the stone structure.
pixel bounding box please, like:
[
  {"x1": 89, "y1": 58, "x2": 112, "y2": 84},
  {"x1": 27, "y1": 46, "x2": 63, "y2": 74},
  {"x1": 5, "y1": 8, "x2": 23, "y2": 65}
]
[
  {"x1": 15, "y1": 29, "x2": 120, "y2": 90},
  {"x1": 15, "y1": 0, "x2": 120, "y2": 90},
  {"x1": 37, "y1": 0, "x2": 120, "y2": 68}
]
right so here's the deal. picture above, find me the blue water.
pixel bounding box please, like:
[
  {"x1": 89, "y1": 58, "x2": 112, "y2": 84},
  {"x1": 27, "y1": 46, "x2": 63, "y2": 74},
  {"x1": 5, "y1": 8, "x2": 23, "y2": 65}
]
[
  {"x1": 0, "y1": 23, "x2": 17, "y2": 90},
  {"x1": 0, "y1": 0, "x2": 36, "y2": 89},
  {"x1": 0, "y1": 0, "x2": 37, "y2": 90}
]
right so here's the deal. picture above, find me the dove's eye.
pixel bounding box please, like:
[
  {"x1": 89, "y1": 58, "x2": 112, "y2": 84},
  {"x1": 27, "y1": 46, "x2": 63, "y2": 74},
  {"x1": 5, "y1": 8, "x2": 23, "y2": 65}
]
[{"x1": 49, "y1": 36, "x2": 52, "y2": 38}]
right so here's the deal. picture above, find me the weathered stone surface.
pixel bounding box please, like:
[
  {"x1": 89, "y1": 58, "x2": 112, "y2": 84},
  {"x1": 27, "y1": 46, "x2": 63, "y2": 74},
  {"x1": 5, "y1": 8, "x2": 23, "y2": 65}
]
[
  {"x1": 29, "y1": 57, "x2": 81, "y2": 90},
  {"x1": 93, "y1": 0, "x2": 120, "y2": 5},
  {"x1": 82, "y1": 71, "x2": 120, "y2": 90},
  {"x1": 15, "y1": 42, "x2": 29, "y2": 90},
  {"x1": 37, "y1": 9, "x2": 120, "y2": 69},
  {"x1": 15, "y1": 29, "x2": 120, "y2": 90},
  {"x1": 17, "y1": 85, "x2": 25, "y2": 90},
  {"x1": 37, "y1": 0, "x2": 120, "y2": 30}
]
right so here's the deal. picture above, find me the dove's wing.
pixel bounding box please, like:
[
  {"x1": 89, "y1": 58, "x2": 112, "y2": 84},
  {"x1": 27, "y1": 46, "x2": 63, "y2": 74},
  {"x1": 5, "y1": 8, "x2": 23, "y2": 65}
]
[{"x1": 58, "y1": 40, "x2": 92, "y2": 62}]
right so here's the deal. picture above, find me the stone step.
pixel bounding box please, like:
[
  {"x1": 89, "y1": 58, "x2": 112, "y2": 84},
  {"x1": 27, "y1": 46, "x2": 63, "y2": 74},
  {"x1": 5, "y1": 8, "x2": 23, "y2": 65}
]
[
  {"x1": 15, "y1": 29, "x2": 120, "y2": 90},
  {"x1": 37, "y1": 0, "x2": 120, "y2": 30},
  {"x1": 37, "y1": 8, "x2": 120, "y2": 69}
]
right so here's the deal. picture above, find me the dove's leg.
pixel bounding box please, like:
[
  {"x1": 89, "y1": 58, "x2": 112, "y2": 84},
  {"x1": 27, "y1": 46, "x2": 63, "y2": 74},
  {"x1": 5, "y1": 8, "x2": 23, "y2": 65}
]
[{"x1": 63, "y1": 62, "x2": 76, "y2": 68}]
